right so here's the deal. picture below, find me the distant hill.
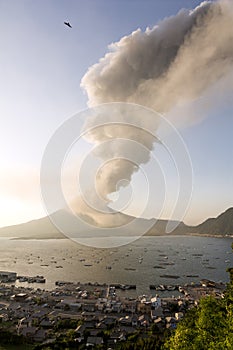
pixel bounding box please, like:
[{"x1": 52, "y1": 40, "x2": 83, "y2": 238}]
[
  {"x1": 193, "y1": 207, "x2": 233, "y2": 236},
  {"x1": 146, "y1": 219, "x2": 191, "y2": 236},
  {"x1": 0, "y1": 213, "x2": 63, "y2": 239},
  {"x1": 0, "y1": 207, "x2": 232, "y2": 239}
]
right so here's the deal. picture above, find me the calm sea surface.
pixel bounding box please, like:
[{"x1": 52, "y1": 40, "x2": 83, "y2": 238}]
[{"x1": 0, "y1": 236, "x2": 232, "y2": 295}]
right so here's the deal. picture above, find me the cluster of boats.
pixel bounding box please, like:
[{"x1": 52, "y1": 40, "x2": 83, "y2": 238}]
[
  {"x1": 17, "y1": 275, "x2": 46, "y2": 283},
  {"x1": 150, "y1": 284, "x2": 179, "y2": 291},
  {"x1": 110, "y1": 283, "x2": 136, "y2": 290}
]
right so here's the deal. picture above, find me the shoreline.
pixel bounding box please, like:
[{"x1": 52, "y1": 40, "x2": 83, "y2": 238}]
[
  {"x1": 7, "y1": 233, "x2": 233, "y2": 240},
  {"x1": 0, "y1": 277, "x2": 227, "y2": 295}
]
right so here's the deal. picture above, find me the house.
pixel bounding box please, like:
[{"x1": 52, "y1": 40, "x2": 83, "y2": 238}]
[
  {"x1": 81, "y1": 312, "x2": 99, "y2": 320},
  {"x1": 67, "y1": 302, "x2": 82, "y2": 311},
  {"x1": 131, "y1": 314, "x2": 138, "y2": 327},
  {"x1": 12, "y1": 293, "x2": 28, "y2": 302},
  {"x1": 109, "y1": 330, "x2": 126, "y2": 343},
  {"x1": 86, "y1": 336, "x2": 104, "y2": 347},
  {"x1": 153, "y1": 317, "x2": 164, "y2": 329},
  {"x1": 112, "y1": 301, "x2": 122, "y2": 313},
  {"x1": 178, "y1": 300, "x2": 186, "y2": 311},
  {"x1": 0, "y1": 302, "x2": 9, "y2": 310},
  {"x1": 82, "y1": 303, "x2": 96, "y2": 312},
  {"x1": 83, "y1": 320, "x2": 97, "y2": 329},
  {"x1": 151, "y1": 307, "x2": 163, "y2": 320},
  {"x1": 60, "y1": 299, "x2": 82, "y2": 311},
  {"x1": 163, "y1": 308, "x2": 172, "y2": 317},
  {"x1": 123, "y1": 301, "x2": 137, "y2": 313},
  {"x1": 17, "y1": 317, "x2": 29, "y2": 331},
  {"x1": 151, "y1": 296, "x2": 161, "y2": 308},
  {"x1": 96, "y1": 301, "x2": 105, "y2": 311},
  {"x1": 34, "y1": 329, "x2": 48, "y2": 342},
  {"x1": 75, "y1": 324, "x2": 86, "y2": 338},
  {"x1": 138, "y1": 314, "x2": 150, "y2": 327},
  {"x1": 21, "y1": 326, "x2": 37, "y2": 339},
  {"x1": 119, "y1": 316, "x2": 132, "y2": 326},
  {"x1": 165, "y1": 316, "x2": 177, "y2": 329},
  {"x1": 40, "y1": 318, "x2": 54, "y2": 329},
  {"x1": 165, "y1": 316, "x2": 176, "y2": 323},
  {"x1": 75, "y1": 320, "x2": 96, "y2": 338},
  {"x1": 96, "y1": 322, "x2": 107, "y2": 330},
  {"x1": 33, "y1": 309, "x2": 50, "y2": 318},
  {"x1": 137, "y1": 302, "x2": 151, "y2": 314},
  {"x1": 100, "y1": 316, "x2": 117, "y2": 327},
  {"x1": 57, "y1": 312, "x2": 82, "y2": 320},
  {"x1": 105, "y1": 301, "x2": 113, "y2": 313},
  {"x1": 96, "y1": 297, "x2": 107, "y2": 311},
  {"x1": 175, "y1": 312, "x2": 184, "y2": 321},
  {"x1": 0, "y1": 314, "x2": 9, "y2": 322},
  {"x1": 118, "y1": 314, "x2": 138, "y2": 327},
  {"x1": 119, "y1": 325, "x2": 136, "y2": 335},
  {"x1": 140, "y1": 296, "x2": 151, "y2": 304},
  {"x1": 89, "y1": 329, "x2": 100, "y2": 337},
  {"x1": 29, "y1": 309, "x2": 49, "y2": 326}
]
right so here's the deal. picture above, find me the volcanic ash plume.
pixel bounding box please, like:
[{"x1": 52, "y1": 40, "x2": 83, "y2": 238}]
[
  {"x1": 82, "y1": 0, "x2": 233, "y2": 113},
  {"x1": 77, "y1": 0, "x2": 233, "y2": 223}
]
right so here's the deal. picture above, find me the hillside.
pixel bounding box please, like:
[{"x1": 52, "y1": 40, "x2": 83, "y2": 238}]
[
  {"x1": 0, "y1": 207, "x2": 232, "y2": 239},
  {"x1": 193, "y1": 207, "x2": 233, "y2": 236},
  {"x1": 0, "y1": 214, "x2": 63, "y2": 239},
  {"x1": 146, "y1": 220, "x2": 191, "y2": 236}
]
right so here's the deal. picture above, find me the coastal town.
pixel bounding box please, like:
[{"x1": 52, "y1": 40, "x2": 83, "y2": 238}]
[{"x1": 0, "y1": 270, "x2": 226, "y2": 349}]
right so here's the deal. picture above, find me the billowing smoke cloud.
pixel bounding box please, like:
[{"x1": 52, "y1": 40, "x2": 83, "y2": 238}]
[
  {"x1": 81, "y1": 104, "x2": 159, "y2": 200},
  {"x1": 81, "y1": 0, "x2": 233, "y2": 112},
  {"x1": 76, "y1": 0, "x2": 233, "y2": 223}
]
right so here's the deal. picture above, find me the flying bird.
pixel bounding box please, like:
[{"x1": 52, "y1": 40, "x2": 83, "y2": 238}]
[{"x1": 64, "y1": 21, "x2": 72, "y2": 28}]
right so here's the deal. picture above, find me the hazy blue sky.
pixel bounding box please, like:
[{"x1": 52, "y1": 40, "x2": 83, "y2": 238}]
[{"x1": 0, "y1": 0, "x2": 232, "y2": 227}]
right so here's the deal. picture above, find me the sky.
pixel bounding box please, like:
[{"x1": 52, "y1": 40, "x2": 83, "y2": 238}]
[{"x1": 0, "y1": 0, "x2": 232, "y2": 227}]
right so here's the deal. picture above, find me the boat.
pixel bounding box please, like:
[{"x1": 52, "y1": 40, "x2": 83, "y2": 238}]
[
  {"x1": 166, "y1": 285, "x2": 177, "y2": 291},
  {"x1": 186, "y1": 275, "x2": 199, "y2": 278},
  {"x1": 160, "y1": 274, "x2": 180, "y2": 279},
  {"x1": 153, "y1": 265, "x2": 165, "y2": 269},
  {"x1": 156, "y1": 285, "x2": 166, "y2": 291}
]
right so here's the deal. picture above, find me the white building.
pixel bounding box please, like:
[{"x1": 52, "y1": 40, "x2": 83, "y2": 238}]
[{"x1": 151, "y1": 296, "x2": 161, "y2": 309}]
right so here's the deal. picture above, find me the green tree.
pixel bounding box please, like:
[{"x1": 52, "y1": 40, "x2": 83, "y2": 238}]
[{"x1": 163, "y1": 244, "x2": 233, "y2": 350}]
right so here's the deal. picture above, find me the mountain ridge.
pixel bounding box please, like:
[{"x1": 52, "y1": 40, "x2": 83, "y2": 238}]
[
  {"x1": 192, "y1": 207, "x2": 233, "y2": 236},
  {"x1": 0, "y1": 207, "x2": 232, "y2": 240}
]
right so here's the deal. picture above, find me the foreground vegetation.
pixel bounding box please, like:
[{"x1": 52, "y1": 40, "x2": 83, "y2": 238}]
[
  {"x1": 163, "y1": 243, "x2": 233, "y2": 350},
  {"x1": 164, "y1": 292, "x2": 233, "y2": 349}
]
